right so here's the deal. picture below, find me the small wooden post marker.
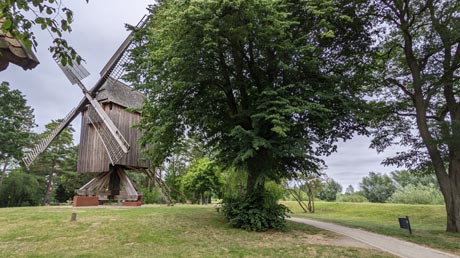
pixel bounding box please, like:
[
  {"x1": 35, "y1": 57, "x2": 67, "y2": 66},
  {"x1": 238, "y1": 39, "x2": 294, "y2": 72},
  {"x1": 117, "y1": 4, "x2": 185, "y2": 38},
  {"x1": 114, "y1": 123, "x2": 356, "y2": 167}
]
[{"x1": 70, "y1": 212, "x2": 77, "y2": 221}]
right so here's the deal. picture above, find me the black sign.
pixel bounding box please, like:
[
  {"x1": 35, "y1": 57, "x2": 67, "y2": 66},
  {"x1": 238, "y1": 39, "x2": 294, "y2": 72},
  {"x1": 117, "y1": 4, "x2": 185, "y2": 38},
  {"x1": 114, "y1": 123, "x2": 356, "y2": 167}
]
[{"x1": 398, "y1": 216, "x2": 412, "y2": 234}]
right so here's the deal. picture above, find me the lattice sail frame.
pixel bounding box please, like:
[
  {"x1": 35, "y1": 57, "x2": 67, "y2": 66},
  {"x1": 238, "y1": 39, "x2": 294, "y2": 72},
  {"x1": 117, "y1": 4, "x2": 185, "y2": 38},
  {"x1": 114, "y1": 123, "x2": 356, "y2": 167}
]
[{"x1": 86, "y1": 104, "x2": 129, "y2": 165}]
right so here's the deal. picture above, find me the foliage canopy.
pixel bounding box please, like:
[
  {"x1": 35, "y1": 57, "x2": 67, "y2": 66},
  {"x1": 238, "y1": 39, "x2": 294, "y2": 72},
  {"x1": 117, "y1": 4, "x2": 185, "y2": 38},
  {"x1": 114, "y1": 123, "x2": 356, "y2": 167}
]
[
  {"x1": 360, "y1": 172, "x2": 396, "y2": 203},
  {"x1": 0, "y1": 82, "x2": 35, "y2": 186},
  {"x1": 318, "y1": 178, "x2": 342, "y2": 201},
  {"x1": 128, "y1": 0, "x2": 373, "y2": 230}
]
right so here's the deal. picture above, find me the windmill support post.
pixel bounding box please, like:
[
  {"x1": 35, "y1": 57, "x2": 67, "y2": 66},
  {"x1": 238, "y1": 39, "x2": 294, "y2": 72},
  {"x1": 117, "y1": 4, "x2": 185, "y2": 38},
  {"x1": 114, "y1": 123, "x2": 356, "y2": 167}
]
[{"x1": 73, "y1": 166, "x2": 143, "y2": 207}]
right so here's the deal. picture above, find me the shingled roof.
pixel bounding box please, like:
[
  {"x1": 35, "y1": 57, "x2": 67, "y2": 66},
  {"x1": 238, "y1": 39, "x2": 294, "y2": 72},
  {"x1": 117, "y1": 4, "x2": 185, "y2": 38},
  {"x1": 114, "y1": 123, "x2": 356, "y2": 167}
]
[
  {"x1": 96, "y1": 78, "x2": 145, "y2": 110},
  {"x1": 0, "y1": 19, "x2": 40, "y2": 71}
]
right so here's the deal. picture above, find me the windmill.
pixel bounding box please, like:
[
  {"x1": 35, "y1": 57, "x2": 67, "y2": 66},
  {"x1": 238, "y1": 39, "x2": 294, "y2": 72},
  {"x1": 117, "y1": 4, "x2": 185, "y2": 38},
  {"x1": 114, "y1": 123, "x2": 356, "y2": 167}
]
[{"x1": 23, "y1": 15, "x2": 168, "y2": 206}]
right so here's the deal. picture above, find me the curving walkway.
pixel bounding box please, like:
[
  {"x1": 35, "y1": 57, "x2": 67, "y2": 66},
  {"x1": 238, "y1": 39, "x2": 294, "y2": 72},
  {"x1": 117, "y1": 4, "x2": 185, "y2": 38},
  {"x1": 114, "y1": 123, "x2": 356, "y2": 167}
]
[{"x1": 289, "y1": 217, "x2": 460, "y2": 258}]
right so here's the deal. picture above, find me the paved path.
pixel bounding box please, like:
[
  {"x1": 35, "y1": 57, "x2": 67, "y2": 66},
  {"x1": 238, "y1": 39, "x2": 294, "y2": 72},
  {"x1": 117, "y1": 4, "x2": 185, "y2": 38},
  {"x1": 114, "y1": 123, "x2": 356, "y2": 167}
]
[{"x1": 289, "y1": 217, "x2": 460, "y2": 258}]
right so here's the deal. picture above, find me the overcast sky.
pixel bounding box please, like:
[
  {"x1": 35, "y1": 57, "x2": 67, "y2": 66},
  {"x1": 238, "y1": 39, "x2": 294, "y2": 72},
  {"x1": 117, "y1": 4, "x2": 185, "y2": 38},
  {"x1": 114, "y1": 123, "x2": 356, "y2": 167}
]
[{"x1": 1, "y1": 0, "x2": 404, "y2": 189}]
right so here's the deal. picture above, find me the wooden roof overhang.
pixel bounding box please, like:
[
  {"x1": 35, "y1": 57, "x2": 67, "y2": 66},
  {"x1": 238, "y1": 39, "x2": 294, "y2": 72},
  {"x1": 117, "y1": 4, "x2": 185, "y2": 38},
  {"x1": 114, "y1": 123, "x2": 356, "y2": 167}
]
[{"x1": 0, "y1": 19, "x2": 39, "y2": 71}]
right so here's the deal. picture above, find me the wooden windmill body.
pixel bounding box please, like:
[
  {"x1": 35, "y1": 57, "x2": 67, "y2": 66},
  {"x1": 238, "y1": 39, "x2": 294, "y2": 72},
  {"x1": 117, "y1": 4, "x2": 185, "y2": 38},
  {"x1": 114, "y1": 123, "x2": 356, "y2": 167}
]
[
  {"x1": 74, "y1": 79, "x2": 149, "y2": 204},
  {"x1": 22, "y1": 16, "x2": 159, "y2": 206},
  {"x1": 78, "y1": 79, "x2": 148, "y2": 173}
]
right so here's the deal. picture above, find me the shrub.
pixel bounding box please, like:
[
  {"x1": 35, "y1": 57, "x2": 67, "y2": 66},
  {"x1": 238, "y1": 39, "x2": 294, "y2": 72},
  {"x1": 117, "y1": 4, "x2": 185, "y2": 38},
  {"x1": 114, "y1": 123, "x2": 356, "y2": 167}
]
[
  {"x1": 141, "y1": 187, "x2": 165, "y2": 204},
  {"x1": 264, "y1": 181, "x2": 285, "y2": 201},
  {"x1": 0, "y1": 171, "x2": 42, "y2": 207},
  {"x1": 54, "y1": 184, "x2": 70, "y2": 203},
  {"x1": 221, "y1": 189, "x2": 289, "y2": 232},
  {"x1": 388, "y1": 184, "x2": 444, "y2": 205},
  {"x1": 337, "y1": 193, "x2": 368, "y2": 202}
]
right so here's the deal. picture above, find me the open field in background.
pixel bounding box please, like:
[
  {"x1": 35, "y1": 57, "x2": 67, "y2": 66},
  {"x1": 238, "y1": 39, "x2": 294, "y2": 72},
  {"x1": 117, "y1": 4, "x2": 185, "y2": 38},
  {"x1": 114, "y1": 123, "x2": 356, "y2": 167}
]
[
  {"x1": 0, "y1": 205, "x2": 393, "y2": 258},
  {"x1": 283, "y1": 201, "x2": 460, "y2": 255}
]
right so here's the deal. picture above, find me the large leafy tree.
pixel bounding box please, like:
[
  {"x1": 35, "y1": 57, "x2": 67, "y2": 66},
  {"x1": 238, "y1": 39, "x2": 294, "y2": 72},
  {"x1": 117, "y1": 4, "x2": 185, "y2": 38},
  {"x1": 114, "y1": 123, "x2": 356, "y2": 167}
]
[
  {"x1": 54, "y1": 145, "x2": 92, "y2": 203},
  {"x1": 318, "y1": 177, "x2": 342, "y2": 201},
  {"x1": 179, "y1": 157, "x2": 220, "y2": 204},
  {"x1": 369, "y1": 0, "x2": 460, "y2": 232},
  {"x1": 128, "y1": 0, "x2": 372, "y2": 229},
  {"x1": 360, "y1": 172, "x2": 396, "y2": 203},
  {"x1": 0, "y1": 82, "x2": 35, "y2": 186},
  {"x1": 390, "y1": 170, "x2": 438, "y2": 188}
]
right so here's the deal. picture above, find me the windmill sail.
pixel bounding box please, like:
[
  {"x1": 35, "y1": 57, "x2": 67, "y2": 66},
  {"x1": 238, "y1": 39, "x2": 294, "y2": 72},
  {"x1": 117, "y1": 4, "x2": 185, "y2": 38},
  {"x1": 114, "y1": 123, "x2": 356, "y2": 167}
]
[
  {"x1": 62, "y1": 63, "x2": 131, "y2": 161},
  {"x1": 23, "y1": 102, "x2": 84, "y2": 168},
  {"x1": 55, "y1": 59, "x2": 90, "y2": 85},
  {"x1": 99, "y1": 15, "x2": 149, "y2": 83},
  {"x1": 22, "y1": 15, "x2": 149, "y2": 168}
]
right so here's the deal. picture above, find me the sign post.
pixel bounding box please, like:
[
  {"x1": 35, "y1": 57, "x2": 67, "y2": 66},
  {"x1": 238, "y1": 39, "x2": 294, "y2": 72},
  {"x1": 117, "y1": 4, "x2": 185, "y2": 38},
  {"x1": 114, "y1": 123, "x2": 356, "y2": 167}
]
[{"x1": 398, "y1": 216, "x2": 412, "y2": 234}]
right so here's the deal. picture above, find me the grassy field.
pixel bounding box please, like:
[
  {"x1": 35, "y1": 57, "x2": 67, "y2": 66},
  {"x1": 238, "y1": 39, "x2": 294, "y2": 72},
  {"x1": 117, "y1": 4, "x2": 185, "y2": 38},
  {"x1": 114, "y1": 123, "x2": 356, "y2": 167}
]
[
  {"x1": 0, "y1": 204, "x2": 393, "y2": 258},
  {"x1": 283, "y1": 201, "x2": 460, "y2": 255}
]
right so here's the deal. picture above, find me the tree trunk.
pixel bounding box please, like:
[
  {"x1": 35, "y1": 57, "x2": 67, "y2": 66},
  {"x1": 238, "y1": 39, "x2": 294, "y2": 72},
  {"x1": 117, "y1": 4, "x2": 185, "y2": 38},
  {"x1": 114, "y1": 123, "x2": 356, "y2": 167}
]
[
  {"x1": 246, "y1": 147, "x2": 271, "y2": 195},
  {"x1": 307, "y1": 188, "x2": 315, "y2": 213},
  {"x1": 439, "y1": 181, "x2": 460, "y2": 232},
  {"x1": 287, "y1": 187, "x2": 309, "y2": 213},
  {"x1": 439, "y1": 160, "x2": 460, "y2": 232},
  {"x1": 43, "y1": 173, "x2": 55, "y2": 205},
  {"x1": 0, "y1": 160, "x2": 8, "y2": 187},
  {"x1": 246, "y1": 159, "x2": 265, "y2": 199}
]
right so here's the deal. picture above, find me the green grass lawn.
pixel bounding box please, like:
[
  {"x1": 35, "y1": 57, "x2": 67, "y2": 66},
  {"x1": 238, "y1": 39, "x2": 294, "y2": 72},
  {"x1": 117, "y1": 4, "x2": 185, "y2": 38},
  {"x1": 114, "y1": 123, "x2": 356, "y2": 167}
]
[
  {"x1": 0, "y1": 204, "x2": 393, "y2": 258},
  {"x1": 283, "y1": 201, "x2": 460, "y2": 255}
]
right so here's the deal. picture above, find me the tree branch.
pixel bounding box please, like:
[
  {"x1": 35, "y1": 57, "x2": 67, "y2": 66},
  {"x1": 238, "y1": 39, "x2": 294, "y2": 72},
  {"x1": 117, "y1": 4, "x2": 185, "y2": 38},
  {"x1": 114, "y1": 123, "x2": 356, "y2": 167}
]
[
  {"x1": 385, "y1": 78, "x2": 415, "y2": 100},
  {"x1": 217, "y1": 46, "x2": 238, "y2": 116},
  {"x1": 395, "y1": 111, "x2": 440, "y2": 121}
]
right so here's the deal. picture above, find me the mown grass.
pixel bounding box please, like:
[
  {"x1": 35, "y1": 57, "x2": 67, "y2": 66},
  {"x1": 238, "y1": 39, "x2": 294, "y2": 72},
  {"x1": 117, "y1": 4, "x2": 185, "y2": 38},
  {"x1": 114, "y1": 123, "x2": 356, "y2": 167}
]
[
  {"x1": 283, "y1": 201, "x2": 460, "y2": 255},
  {"x1": 0, "y1": 204, "x2": 393, "y2": 258}
]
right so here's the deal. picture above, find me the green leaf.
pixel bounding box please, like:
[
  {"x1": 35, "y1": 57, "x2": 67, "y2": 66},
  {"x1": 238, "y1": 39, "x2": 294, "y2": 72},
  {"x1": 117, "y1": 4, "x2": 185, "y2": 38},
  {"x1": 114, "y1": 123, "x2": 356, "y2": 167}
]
[{"x1": 2, "y1": 19, "x2": 12, "y2": 30}]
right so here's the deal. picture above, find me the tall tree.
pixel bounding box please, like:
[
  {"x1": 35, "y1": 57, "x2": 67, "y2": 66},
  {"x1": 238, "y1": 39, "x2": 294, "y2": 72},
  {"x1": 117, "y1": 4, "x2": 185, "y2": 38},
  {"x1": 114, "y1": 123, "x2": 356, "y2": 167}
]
[
  {"x1": 179, "y1": 157, "x2": 220, "y2": 204},
  {"x1": 128, "y1": 0, "x2": 372, "y2": 230},
  {"x1": 162, "y1": 138, "x2": 206, "y2": 202},
  {"x1": 318, "y1": 177, "x2": 343, "y2": 201},
  {"x1": 54, "y1": 145, "x2": 92, "y2": 203},
  {"x1": 360, "y1": 172, "x2": 396, "y2": 203},
  {"x1": 29, "y1": 120, "x2": 75, "y2": 205},
  {"x1": 345, "y1": 185, "x2": 355, "y2": 195},
  {"x1": 0, "y1": 82, "x2": 35, "y2": 186},
  {"x1": 370, "y1": 0, "x2": 460, "y2": 232},
  {"x1": 390, "y1": 170, "x2": 438, "y2": 188}
]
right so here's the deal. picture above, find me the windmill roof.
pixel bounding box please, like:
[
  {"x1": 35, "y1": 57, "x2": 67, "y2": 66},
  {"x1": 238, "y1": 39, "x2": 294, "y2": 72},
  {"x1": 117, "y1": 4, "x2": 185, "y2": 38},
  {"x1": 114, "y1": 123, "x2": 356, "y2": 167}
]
[
  {"x1": 96, "y1": 78, "x2": 145, "y2": 110},
  {"x1": 0, "y1": 19, "x2": 40, "y2": 71}
]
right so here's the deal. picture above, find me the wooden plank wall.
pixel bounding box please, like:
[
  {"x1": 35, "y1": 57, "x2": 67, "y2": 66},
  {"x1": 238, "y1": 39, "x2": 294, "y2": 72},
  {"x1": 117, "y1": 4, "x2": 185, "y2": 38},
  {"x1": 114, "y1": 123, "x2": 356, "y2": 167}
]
[
  {"x1": 108, "y1": 104, "x2": 150, "y2": 169},
  {"x1": 77, "y1": 103, "x2": 150, "y2": 173},
  {"x1": 77, "y1": 108, "x2": 110, "y2": 173}
]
